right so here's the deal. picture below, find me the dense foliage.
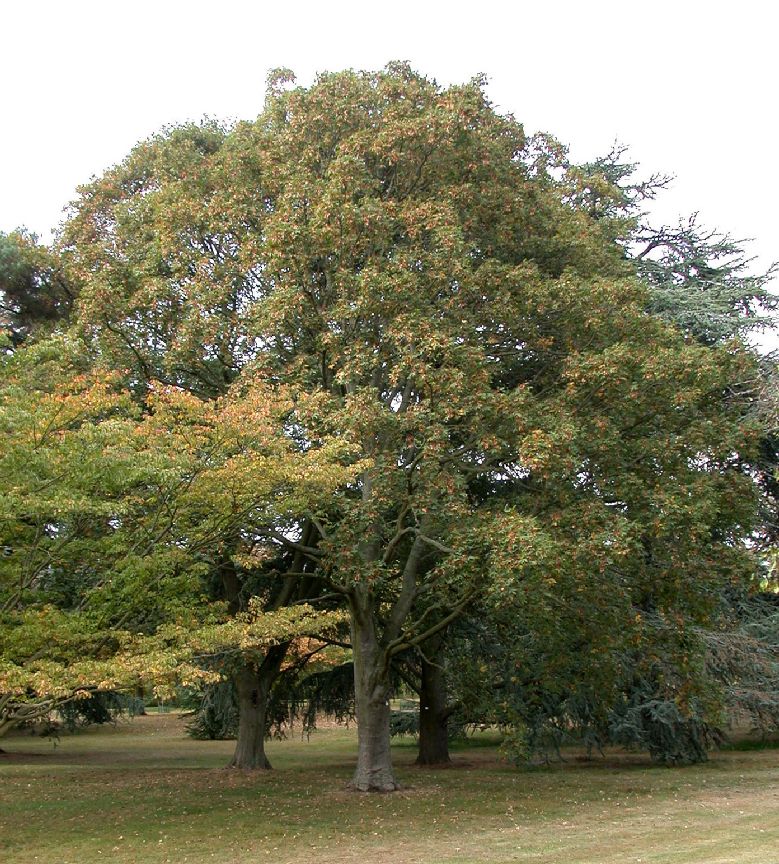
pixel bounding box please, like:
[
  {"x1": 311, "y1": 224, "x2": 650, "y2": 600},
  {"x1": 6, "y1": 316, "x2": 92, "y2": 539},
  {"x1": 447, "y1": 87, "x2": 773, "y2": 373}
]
[{"x1": 1, "y1": 64, "x2": 775, "y2": 788}]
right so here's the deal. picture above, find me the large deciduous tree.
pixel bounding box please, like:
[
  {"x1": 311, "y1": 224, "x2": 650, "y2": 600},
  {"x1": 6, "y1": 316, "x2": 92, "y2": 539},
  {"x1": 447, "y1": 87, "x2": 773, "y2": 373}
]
[
  {"x1": 53, "y1": 64, "x2": 761, "y2": 790},
  {"x1": 0, "y1": 336, "x2": 351, "y2": 743}
]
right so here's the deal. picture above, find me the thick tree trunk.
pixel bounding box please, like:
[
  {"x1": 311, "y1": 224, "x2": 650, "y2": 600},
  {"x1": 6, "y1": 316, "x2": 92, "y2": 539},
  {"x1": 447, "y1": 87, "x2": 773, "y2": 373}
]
[
  {"x1": 220, "y1": 550, "x2": 291, "y2": 771},
  {"x1": 350, "y1": 602, "x2": 399, "y2": 791},
  {"x1": 228, "y1": 665, "x2": 273, "y2": 770},
  {"x1": 227, "y1": 644, "x2": 288, "y2": 770},
  {"x1": 416, "y1": 639, "x2": 451, "y2": 766}
]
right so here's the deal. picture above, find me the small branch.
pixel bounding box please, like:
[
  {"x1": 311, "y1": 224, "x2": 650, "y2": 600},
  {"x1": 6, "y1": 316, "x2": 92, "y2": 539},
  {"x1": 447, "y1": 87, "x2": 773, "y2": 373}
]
[
  {"x1": 387, "y1": 588, "x2": 477, "y2": 657},
  {"x1": 415, "y1": 533, "x2": 457, "y2": 556},
  {"x1": 381, "y1": 525, "x2": 415, "y2": 564},
  {"x1": 256, "y1": 528, "x2": 323, "y2": 558}
]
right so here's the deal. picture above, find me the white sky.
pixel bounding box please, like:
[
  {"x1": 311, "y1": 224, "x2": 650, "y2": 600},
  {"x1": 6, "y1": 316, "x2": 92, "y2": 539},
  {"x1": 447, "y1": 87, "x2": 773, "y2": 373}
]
[{"x1": 2, "y1": 0, "x2": 777, "y2": 302}]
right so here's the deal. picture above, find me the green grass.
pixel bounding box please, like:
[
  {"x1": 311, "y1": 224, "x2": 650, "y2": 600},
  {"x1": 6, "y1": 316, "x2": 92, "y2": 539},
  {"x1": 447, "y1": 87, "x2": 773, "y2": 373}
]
[{"x1": 1, "y1": 714, "x2": 778, "y2": 864}]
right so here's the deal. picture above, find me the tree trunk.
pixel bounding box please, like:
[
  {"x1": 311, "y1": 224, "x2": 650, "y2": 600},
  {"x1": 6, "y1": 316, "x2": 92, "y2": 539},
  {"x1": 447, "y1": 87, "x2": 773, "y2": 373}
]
[
  {"x1": 350, "y1": 601, "x2": 399, "y2": 791},
  {"x1": 227, "y1": 643, "x2": 288, "y2": 770},
  {"x1": 416, "y1": 639, "x2": 451, "y2": 766},
  {"x1": 228, "y1": 665, "x2": 272, "y2": 769},
  {"x1": 219, "y1": 547, "x2": 295, "y2": 771}
]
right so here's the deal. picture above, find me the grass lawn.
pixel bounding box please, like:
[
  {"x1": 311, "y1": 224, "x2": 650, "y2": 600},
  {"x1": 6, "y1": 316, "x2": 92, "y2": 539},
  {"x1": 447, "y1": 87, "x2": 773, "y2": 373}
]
[{"x1": 1, "y1": 714, "x2": 778, "y2": 864}]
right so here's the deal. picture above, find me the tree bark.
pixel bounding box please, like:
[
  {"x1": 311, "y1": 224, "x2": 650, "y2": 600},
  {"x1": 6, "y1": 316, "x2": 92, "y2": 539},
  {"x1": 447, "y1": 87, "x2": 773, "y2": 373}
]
[
  {"x1": 416, "y1": 638, "x2": 452, "y2": 766},
  {"x1": 350, "y1": 598, "x2": 399, "y2": 791},
  {"x1": 227, "y1": 644, "x2": 288, "y2": 770},
  {"x1": 228, "y1": 665, "x2": 272, "y2": 769}
]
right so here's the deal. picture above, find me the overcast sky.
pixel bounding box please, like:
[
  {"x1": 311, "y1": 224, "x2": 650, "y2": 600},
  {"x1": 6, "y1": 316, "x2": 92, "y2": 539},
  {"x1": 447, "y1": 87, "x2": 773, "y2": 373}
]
[{"x1": 2, "y1": 1, "x2": 776, "y2": 295}]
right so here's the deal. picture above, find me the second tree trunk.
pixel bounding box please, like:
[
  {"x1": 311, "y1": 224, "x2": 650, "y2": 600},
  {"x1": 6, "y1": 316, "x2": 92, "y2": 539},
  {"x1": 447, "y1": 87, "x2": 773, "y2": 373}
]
[{"x1": 416, "y1": 637, "x2": 451, "y2": 766}]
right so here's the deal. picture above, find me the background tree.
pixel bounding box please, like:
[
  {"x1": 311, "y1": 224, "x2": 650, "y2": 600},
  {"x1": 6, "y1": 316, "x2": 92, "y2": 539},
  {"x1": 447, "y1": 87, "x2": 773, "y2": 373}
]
[
  {"x1": 439, "y1": 147, "x2": 779, "y2": 766},
  {"x1": 389, "y1": 143, "x2": 778, "y2": 770},
  {"x1": 0, "y1": 230, "x2": 75, "y2": 347},
  {"x1": 569, "y1": 144, "x2": 777, "y2": 346}
]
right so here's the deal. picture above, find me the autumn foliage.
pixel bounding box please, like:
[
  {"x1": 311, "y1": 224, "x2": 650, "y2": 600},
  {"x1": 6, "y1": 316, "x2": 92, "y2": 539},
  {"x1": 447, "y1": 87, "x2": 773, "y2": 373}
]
[{"x1": 0, "y1": 65, "x2": 768, "y2": 788}]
